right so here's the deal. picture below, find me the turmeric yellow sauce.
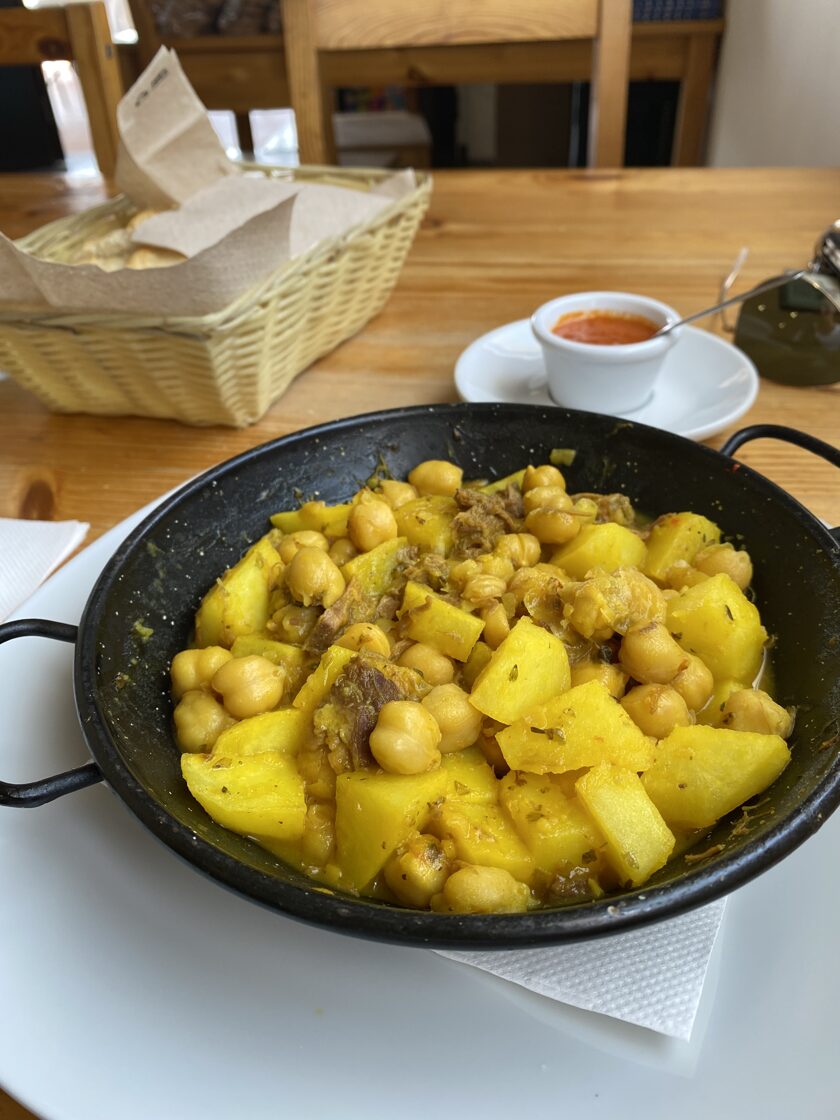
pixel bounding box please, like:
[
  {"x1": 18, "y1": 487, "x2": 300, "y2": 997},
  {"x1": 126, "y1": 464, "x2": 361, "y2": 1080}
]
[{"x1": 170, "y1": 460, "x2": 794, "y2": 915}]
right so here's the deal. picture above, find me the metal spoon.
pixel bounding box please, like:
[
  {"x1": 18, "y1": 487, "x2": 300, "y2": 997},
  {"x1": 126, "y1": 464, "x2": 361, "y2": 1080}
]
[{"x1": 656, "y1": 222, "x2": 840, "y2": 337}]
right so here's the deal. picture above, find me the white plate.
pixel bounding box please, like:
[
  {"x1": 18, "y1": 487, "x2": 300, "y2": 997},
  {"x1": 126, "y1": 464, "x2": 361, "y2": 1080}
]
[
  {"x1": 454, "y1": 320, "x2": 759, "y2": 441},
  {"x1": 2, "y1": 504, "x2": 838, "y2": 1120}
]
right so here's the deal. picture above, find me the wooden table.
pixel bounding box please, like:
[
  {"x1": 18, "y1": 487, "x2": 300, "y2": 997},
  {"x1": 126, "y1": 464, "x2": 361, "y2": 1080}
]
[{"x1": 0, "y1": 166, "x2": 839, "y2": 1119}]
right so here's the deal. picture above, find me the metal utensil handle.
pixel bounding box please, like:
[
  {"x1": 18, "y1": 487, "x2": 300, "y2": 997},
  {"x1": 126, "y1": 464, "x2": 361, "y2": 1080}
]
[
  {"x1": 660, "y1": 270, "x2": 807, "y2": 336},
  {"x1": 0, "y1": 619, "x2": 103, "y2": 807},
  {"x1": 720, "y1": 424, "x2": 840, "y2": 544}
]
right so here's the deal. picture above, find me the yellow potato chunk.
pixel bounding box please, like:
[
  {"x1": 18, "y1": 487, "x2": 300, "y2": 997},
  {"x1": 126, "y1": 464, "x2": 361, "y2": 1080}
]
[
  {"x1": 440, "y1": 745, "x2": 499, "y2": 805},
  {"x1": 399, "y1": 581, "x2": 485, "y2": 661},
  {"x1": 334, "y1": 767, "x2": 448, "y2": 890},
  {"x1": 195, "y1": 535, "x2": 282, "y2": 648},
  {"x1": 643, "y1": 512, "x2": 721, "y2": 583},
  {"x1": 210, "y1": 708, "x2": 310, "y2": 758},
  {"x1": 181, "y1": 750, "x2": 306, "y2": 841},
  {"x1": 340, "y1": 536, "x2": 408, "y2": 598},
  {"x1": 394, "y1": 495, "x2": 457, "y2": 555},
  {"x1": 576, "y1": 764, "x2": 675, "y2": 888},
  {"x1": 642, "y1": 724, "x2": 791, "y2": 829},
  {"x1": 270, "y1": 501, "x2": 351, "y2": 538},
  {"x1": 551, "y1": 523, "x2": 646, "y2": 580},
  {"x1": 667, "y1": 573, "x2": 767, "y2": 683},
  {"x1": 460, "y1": 640, "x2": 494, "y2": 691},
  {"x1": 292, "y1": 644, "x2": 356, "y2": 713},
  {"x1": 499, "y1": 771, "x2": 604, "y2": 875},
  {"x1": 469, "y1": 617, "x2": 571, "y2": 724},
  {"x1": 431, "y1": 802, "x2": 534, "y2": 883},
  {"x1": 479, "y1": 468, "x2": 526, "y2": 494},
  {"x1": 496, "y1": 680, "x2": 655, "y2": 775}
]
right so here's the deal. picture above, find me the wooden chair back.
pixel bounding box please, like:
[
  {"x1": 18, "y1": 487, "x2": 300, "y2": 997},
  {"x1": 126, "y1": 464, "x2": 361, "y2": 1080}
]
[
  {"x1": 282, "y1": 0, "x2": 632, "y2": 167},
  {"x1": 0, "y1": 2, "x2": 122, "y2": 177}
]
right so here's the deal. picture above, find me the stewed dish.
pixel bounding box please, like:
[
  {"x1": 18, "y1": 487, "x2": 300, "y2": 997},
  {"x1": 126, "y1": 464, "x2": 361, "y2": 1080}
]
[{"x1": 170, "y1": 453, "x2": 794, "y2": 915}]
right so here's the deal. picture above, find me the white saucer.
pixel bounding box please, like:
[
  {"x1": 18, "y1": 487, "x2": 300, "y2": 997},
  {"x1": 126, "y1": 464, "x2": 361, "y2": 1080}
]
[{"x1": 454, "y1": 320, "x2": 759, "y2": 441}]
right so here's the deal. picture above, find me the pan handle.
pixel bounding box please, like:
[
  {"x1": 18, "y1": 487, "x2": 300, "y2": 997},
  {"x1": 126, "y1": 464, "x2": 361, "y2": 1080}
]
[
  {"x1": 0, "y1": 619, "x2": 103, "y2": 807},
  {"x1": 720, "y1": 424, "x2": 840, "y2": 544}
]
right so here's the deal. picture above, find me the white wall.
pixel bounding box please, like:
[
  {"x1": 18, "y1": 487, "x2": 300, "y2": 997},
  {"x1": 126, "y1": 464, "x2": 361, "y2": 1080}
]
[{"x1": 707, "y1": 0, "x2": 840, "y2": 166}]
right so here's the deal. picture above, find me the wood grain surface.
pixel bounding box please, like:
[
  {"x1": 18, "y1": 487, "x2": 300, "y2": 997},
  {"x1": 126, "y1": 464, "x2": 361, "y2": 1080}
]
[{"x1": 0, "y1": 165, "x2": 839, "y2": 1117}]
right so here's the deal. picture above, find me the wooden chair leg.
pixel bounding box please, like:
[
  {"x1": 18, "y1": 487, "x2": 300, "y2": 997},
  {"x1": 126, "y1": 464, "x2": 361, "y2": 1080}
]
[
  {"x1": 673, "y1": 31, "x2": 717, "y2": 166},
  {"x1": 236, "y1": 111, "x2": 255, "y2": 155},
  {"x1": 588, "y1": 0, "x2": 631, "y2": 168},
  {"x1": 280, "y1": 0, "x2": 335, "y2": 164},
  {"x1": 66, "y1": 2, "x2": 123, "y2": 179}
]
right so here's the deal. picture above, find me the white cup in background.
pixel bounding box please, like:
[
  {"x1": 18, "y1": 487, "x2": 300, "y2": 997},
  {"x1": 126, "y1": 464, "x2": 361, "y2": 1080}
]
[{"x1": 531, "y1": 291, "x2": 682, "y2": 413}]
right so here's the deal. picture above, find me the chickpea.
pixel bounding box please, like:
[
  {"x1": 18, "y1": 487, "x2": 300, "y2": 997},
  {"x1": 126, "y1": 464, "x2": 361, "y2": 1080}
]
[
  {"x1": 211, "y1": 655, "x2": 286, "y2": 719},
  {"x1": 277, "y1": 530, "x2": 328, "y2": 565},
  {"x1": 569, "y1": 659, "x2": 629, "y2": 699},
  {"x1": 337, "y1": 622, "x2": 391, "y2": 658},
  {"x1": 720, "y1": 688, "x2": 794, "y2": 737},
  {"x1": 573, "y1": 497, "x2": 599, "y2": 524},
  {"x1": 481, "y1": 602, "x2": 510, "y2": 650},
  {"x1": 379, "y1": 479, "x2": 418, "y2": 510},
  {"x1": 170, "y1": 645, "x2": 232, "y2": 699},
  {"x1": 507, "y1": 563, "x2": 564, "y2": 599},
  {"x1": 621, "y1": 684, "x2": 691, "y2": 738},
  {"x1": 286, "y1": 546, "x2": 346, "y2": 608},
  {"x1": 432, "y1": 865, "x2": 530, "y2": 914},
  {"x1": 384, "y1": 834, "x2": 451, "y2": 908},
  {"x1": 523, "y1": 485, "x2": 573, "y2": 515},
  {"x1": 494, "y1": 533, "x2": 542, "y2": 569},
  {"x1": 694, "y1": 543, "x2": 753, "y2": 590},
  {"x1": 525, "y1": 507, "x2": 582, "y2": 546},
  {"x1": 422, "y1": 683, "x2": 482, "y2": 754},
  {"x1": 268, "y1": 603, "x2": 320, "y2": 644},
  {"x1": 328, "y1": 537, "x2": 357, "y2": 566},
  {"x1": 348, "y1": 496, "x2": 398, "y2": 552},
  {"x1": 397, "y1": 642, "x2": 455, "y2": 686},
  {"x1": 462, "y1": 573, "x2": 508, "y2": 607},
  {"x1": 619, "y1": 621, "x2": 688, "y2": 684},
  {"x1": 300, "y1": 802, "x2": 336, "y2": 867},
  {"x1": 664, "y1": 560, "x2": 708, "y2": 590},
  {"x1": 522, "y1": 464, "x2": 566, "y2": 492},
  {"x1": 370, "y1": 700, "x2": 442, "y2": 774},
  {"x1": 670, "y1": 654, "x2": 714, "y2": 711},
  {"x1": 476, "y1": 553, "x2": 515, "y2": 582},
  {"x1": 407, "y1": 459, "x2": 463, "y2": 497},
  {"x1": 173, "y1": 688, "x2": 235, "y2": 752},
  {"x1": 449, "y1": 557, "x2": 479, "y2": 591}
]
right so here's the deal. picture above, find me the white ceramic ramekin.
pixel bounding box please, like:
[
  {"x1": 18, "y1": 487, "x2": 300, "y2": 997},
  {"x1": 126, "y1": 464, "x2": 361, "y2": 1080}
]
[{"x1": 531, "y1": 291, "x2": 682, "y2": 413}]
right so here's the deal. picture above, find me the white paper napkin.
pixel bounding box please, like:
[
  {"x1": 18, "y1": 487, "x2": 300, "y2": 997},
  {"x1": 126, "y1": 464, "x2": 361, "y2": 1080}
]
[
  {"x1": 0, "y1": 517, "x2": 89, "y2": 621},
  {"x1": 4, "y1": 517, "x2": 724, "y2": 1041},
  {"x1": 438, "y1": 898, "x2": 726, "y2": 1041}
]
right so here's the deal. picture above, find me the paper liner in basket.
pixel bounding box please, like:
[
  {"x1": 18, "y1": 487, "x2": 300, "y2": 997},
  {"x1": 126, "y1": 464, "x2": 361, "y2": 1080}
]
[{"x1": 0, "y1": 48, "x2": 415, "y2": 318}]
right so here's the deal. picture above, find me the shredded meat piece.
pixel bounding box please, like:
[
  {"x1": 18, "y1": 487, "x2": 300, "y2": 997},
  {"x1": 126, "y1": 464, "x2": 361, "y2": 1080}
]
[
  {"x1": 402, "y1": 552, "x2": 451, "y2": 592},
  {"x1": 305, "y1": 579, "x2": 367, "y2": 653},
  {"x1": 572, "y1": 492, "x2": 636, "y2": 527},
  {"x1": 451, "y1": 486, "x2": 523, "y2": 558},
  {"x1": 314, "y1": 653, "x2": 429, "y2": 771}
]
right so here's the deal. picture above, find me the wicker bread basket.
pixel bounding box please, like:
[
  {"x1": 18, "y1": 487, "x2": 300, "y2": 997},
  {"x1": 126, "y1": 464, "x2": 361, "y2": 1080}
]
[{"x1": 0, "y1": 165, "x2": 431, "y2": 427}]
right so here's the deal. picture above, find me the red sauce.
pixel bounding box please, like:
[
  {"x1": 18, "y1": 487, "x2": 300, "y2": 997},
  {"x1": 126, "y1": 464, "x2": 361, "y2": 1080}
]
[{"x1": 552, "y1": 310, "x2": 660, "y2": 345}]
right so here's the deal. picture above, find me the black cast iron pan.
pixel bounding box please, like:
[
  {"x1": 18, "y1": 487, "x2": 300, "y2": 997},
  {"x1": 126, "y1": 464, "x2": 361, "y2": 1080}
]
[{"x1": 2, "y1": 404, "x2": 839, "y2": 948}]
